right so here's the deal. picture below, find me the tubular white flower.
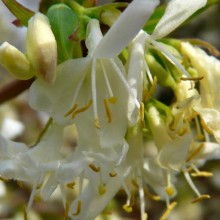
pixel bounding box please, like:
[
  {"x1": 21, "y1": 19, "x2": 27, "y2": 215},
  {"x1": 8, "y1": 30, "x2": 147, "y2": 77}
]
[
  {"x1": 181, "y1": 42, "x2": 220, "y2": 143},
  {"x1": 29, "y1": 19, "x2": 132, "y2": 149}
]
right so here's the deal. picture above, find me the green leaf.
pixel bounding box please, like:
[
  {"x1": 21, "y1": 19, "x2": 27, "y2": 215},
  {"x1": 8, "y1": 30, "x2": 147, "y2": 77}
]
[
  {"x1": 143, "y1": 5, "x2": 166, "y2": 34},
  {"x1": 2, "y1": 0, "x2": 34, "y2": 26},
  {"x1": 47, "y1": 3, "x2": 80, "y2": 63}
]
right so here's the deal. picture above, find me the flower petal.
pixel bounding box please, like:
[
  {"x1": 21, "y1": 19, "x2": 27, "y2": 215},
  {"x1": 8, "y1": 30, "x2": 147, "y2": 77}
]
[
  {"x1": 152, "y1": 0, "x2": 207, "y2": 39},
  {"x1": 93, "y1": 0, "x2": 159, "y2": 58}
]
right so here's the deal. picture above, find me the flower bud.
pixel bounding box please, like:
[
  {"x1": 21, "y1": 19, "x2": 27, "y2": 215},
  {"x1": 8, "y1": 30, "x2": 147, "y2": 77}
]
[
  {"x1": 0, "y1": 42, "x2": 34, "y2": 80},
  {"x1": 26, "y1": 13, "x2": 57, "y2": 84}
]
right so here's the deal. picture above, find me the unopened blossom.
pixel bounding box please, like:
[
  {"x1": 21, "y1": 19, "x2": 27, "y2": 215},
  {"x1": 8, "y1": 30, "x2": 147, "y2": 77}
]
[{"x1": 0, "y1": 12, "x2": 57, "y2": 83}]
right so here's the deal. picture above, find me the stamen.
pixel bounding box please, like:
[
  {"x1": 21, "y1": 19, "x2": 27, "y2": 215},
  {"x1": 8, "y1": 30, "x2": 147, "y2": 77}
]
[
  {"x1": 91, "y1": 59, "x2": 99, "y2": 126},
  {"x1": 104, "y1": 99, "x2": 112, "y2": 123},
  {"x1": 144, "y1": 189, "x2": 161, "y2": 201},
  {"x1": 181, "y1": 76, "x2": 204, "y2": 81},
  {"x1": 190, "y1": 164, "x2": 213, "y2": 177},
  {"x1": 71, "y1": 100, "x2": 93, "y2": 119},
  {"x1": 139, "y1": 174, "x2": 147, "y2": 220},
  {"x1": 99, "y1": 184, "x2": 106, "y2": 195},
  {"x1": 191, "y1": 171, "x2": 213, "y2": 177},
  {"x1": 123, "y1": 203, "x2": 133, "y2": 213},
  {"x1": 166, "y1": 172, "x2": 175, "y2": 197},
  {"x1": 200, "y1": 119, "x2": 213, "y2": 135},
  {"x1": 66, "y1": 182, "x2": 76, "y2": 189},
  {"x1": 152, "y1": 40, "x2": 191, "y2": 78},
  {"x1": 64, "y1": 104, "x2": 78, "y2": 117},
  {"x1": 95, "y1": 118, "x2": 101, "y2": 129},
  {"x1": 182, "y1": 167, "x2": 201, "y2": 197},
  {"x1": 194, "y1": 117, "x2": 205, "y2": 141},
  {"x1": 160, "y1": 201, "x2": 177, "y2": 220},
  {"x1": 165, "y1": 187, "x2": 175, "y2": 197},
  {"x1": 110, "y1": 59, "x2": 140, "y2": 109},
  {"x1": 108, "y1": 96, "x2": 117, "y2": 104},
  {"x1": 144, "y1": 58, "x2": 154, "y2": 85},
  {"x1": 143, "y1": 76, "x2": 157, "y2": 101},
  {"x1": 187, "y1": 143, "x2": 204, "y2": 162},
  {"x1": 109, "y1": 172, "x2": 117, "y2": 177},
  {"x1": 72, "y1": 200, "x2": 81, "y2": 216},
  {"x1": 100, "y1": 60, "x2": 114, "y2": 97},
  {"x1": 89, "y1": 163, "x2": 100, "y2": 172},
  {"x1": 191, "y1": 194, "x2": 210, "y2": 203}
]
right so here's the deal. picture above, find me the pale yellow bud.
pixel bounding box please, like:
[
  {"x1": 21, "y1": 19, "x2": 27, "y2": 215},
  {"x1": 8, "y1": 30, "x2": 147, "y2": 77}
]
[
  {"x1": 26, "y1": 13, "x2": 57, "y2": 84},
  {"x1": 0, "y1": 42, "x2": 34, "y2": 80}
]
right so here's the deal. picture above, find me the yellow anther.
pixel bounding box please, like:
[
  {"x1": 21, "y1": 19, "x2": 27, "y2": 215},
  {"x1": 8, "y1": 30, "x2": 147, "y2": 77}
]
[
  {"x1": 64, "y1": 202, "x2": 70, "y2": 220},
  {"x1": 143, "y1": 76, "x2": 157, "y2": 101},
  {"x1": 166, "y1": 186, "x2": 175, "y2": 197},
  {"x1": 132, "y1": 179, "x2": 139, "y2": 188},
  {"x1": 142, "y1": 213, "x2": 148, "y2": 220},
  {"x1": 108, "y1": 96, "x2": 117, "y2": 104},
  {"x1": 67, "y1": 182, "x2": 76, "y2": 189},
  {"x1": 196, "y1": 134, "x2": 205, "y2": 141},
  {"x1": 201, "y1": 120, "x2": 213, "y2": 135},
  {"x1": 180, "y1": 76, "x2": 204, "y2": 81},
  {"x1": 89, "y1": 163, "x2": 100, "y2": 172},
  {"x1": 191, "y1": 194, "x2": 210, "y2": 203},
  {"x1": 187, "y1": 143, "x2": 204, "y2": 162},
  {"x1": 72, "y1": 200, "x2": 81, "y2": 216},
  {"x1": 109, "y1": 172, "x2": 117, "y2": 177},
  {"x1": 95, "y1": 118, "x2": 101, "y2": 129},
  {"x1": 64, "y1": 104, "x2": 78, "y2": 117},
  {"x1": 104, "y1": 99, "x2": 112, "y2": 123},
  {"x1": 17, "y1": 180, "x2": 23, "y2": 188},
  {"x1": 71, "y1": 100, "x2": 93, "y2": 119},
  {"x1": 144, "y1": 189, "x2": 161, "y2": 201},
  {"x1": 159, "y1": 201, "x2": 177, "y2": 220},
  {"x1": 123, "y1": 204, "x2": 133, "y2": 213},
  {"x1": 99, "y1": 184, "x2": 106, "y2": 195},
  {"x1": 191, "y1": 171, "x2": 213, "y2": 177}
]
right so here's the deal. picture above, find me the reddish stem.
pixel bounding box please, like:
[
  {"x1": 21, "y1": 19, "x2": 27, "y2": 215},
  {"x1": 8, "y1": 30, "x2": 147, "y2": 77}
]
[{"x1": 0, "y1": 78, "x2": 34, "y2": 104}]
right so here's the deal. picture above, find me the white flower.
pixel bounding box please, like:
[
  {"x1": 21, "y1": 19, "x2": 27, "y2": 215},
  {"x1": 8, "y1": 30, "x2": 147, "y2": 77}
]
[
  {"x1": 181, "y1": 42, "x2": 220, "y2": 143},
  {"x1": 29, "y1": 0, "x2": 160, "y2": 148},
  {"x1": 0, "y1": 123, "x2": 64, "y2": 210},
  {"x1": 125, "y1": 0, "x2": 207, "y2": 90}
]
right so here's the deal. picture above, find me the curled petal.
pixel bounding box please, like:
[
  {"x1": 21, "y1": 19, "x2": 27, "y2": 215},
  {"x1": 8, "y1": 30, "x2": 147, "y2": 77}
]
[{"x1": 93, "y1": 0, "x2": 159, "y2": 58}]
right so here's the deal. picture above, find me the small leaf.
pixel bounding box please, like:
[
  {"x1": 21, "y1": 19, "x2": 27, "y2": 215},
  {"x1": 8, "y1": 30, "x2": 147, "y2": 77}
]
[
  {"x1": 47, "y1": 3, "x2": 80, "y2": 63},
  {"x1": 144, "y1": 5, "x2": 166, "y2": 34},
  {"x1": 2, "y1": 0, "x2": 34, "y2": 26}
]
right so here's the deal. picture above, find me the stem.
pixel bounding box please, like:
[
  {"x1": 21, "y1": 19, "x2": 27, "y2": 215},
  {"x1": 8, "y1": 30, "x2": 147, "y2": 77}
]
[{"x1": 0, "y1": 78, "x2": 34, "y2": 104}]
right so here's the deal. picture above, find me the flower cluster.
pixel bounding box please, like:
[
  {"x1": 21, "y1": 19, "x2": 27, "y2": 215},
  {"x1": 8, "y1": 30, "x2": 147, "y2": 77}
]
[{"x1": 0, "y1": 0, "x2": 220, "y2": 219}]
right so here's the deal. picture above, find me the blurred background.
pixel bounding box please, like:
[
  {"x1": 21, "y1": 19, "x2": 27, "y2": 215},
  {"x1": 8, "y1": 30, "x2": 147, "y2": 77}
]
[{"x1": 0, "y1": 0, "x2": 220, "y2": 219}]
